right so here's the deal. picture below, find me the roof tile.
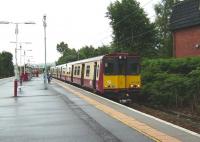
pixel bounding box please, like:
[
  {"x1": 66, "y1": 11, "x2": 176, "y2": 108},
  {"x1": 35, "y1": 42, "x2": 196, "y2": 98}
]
[{"x1": 170, "y1": 0, "x2": 200, "y2": 30}]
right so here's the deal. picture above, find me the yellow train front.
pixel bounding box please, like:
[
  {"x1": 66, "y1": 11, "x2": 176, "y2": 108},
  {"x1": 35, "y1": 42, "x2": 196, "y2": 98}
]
[{"x1": 102, "y1": 53, "x2": 141, "y2": 101}]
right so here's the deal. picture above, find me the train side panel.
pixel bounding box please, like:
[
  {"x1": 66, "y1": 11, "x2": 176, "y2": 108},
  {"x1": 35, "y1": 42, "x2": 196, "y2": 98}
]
[
  {"x1": 72, "y1": 64, "x2": 82, "y2": 85},
  {"x1": 66, "y1": 64, "x2": 72, "y2": 82},
  {"x1": 83, "y1": 62, "x2": 95, "y2": 89}
]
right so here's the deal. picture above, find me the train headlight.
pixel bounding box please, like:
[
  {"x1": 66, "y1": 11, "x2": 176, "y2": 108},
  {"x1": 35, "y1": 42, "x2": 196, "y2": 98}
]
[
  {"x1": 130, "y1": 84, "x2": 140, "y2": 88},
  {"x1": 136, "y1": 84, "x2": 140, "y2": 88}
]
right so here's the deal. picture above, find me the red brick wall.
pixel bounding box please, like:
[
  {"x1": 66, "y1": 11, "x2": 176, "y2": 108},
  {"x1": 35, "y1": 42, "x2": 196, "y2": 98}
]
[{"x1": 173, "y1": 25, "x2": 200, "y2": 58}]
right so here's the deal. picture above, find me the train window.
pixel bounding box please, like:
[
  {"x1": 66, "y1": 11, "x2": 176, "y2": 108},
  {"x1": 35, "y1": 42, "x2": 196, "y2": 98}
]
[
  {"x1": 118, "y1": 59, "x2": 126, "y2": 75},
  {"x1": 77, "y1": 66, "x2": 80, "y2": 75},
  {"x1": 74, "y1": 67, "x2": 75, "y2": 75},
  {"x1": 127, "y1": 61, "x2": 140, "y2": 75},
  {"x1": 69, "y1": 68, "x2": 71, "y2": 74},
  {"x1": 86, "y1": 65, "x2": 90, "y2": 77},
  {"x1": 104, "y1": 58, "x2": 119, "y2": 75},
  {"x1": 96, "y1": 65, "x2": 99, "y2": 78},
  {"x1": 104, "y1": 62, "x2": 115, "y2": 75},
  {"x1": 74, "y1": 66, "x2": 77, "y2": 75}
]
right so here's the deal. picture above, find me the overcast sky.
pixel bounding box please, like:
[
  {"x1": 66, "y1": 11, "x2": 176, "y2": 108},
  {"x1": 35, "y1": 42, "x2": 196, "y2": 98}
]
[{"x1": 0, "y1": 0, "x2": 159, "y2": 65}]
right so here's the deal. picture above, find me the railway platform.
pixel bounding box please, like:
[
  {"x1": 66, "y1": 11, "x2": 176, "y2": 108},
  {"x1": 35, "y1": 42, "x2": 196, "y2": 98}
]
[{"x1": 0, "y1": 76, "x2": 199, "y2": 142}]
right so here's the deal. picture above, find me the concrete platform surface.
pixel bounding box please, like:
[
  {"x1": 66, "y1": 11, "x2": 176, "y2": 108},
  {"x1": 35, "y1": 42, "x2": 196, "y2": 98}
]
[
  {"x1": 53, "y1": 79, "x2": 200, "y2": 142},
  {"x1": 0, "y1": 77, "x2": 154, "y2": 142}
]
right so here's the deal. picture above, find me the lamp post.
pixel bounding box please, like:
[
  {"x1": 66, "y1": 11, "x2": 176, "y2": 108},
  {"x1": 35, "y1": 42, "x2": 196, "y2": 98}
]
[
  {"x1": 10, "y1": 41, "x2": 31, "y2": 85},
  {"x1": 0, "y1": 21, "x2": 35, "y2": 80},
  {"x1": 0, "y1": 21, "x2": 35, "y2": 96},
  {"x1": 23, "y1": 50, "x2": 32, "y2": 74},
  {"x1": 43, "y1": 15, "x2": 47, "y2": 89}
]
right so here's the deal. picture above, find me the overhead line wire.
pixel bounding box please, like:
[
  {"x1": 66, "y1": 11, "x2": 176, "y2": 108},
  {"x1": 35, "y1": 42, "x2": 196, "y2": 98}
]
[
  {"x1": 112, "y1": 0, "x2": 156, "y2": 27},
  {"x1": 92, "y1": 0, "x2": 156, "y2": 46},
  {"x1": 98, "y1": 14, "x2": 157, "y2": 44},
  {"x1": 98, "y1": 3, "x2": 195, "y2": 46}
]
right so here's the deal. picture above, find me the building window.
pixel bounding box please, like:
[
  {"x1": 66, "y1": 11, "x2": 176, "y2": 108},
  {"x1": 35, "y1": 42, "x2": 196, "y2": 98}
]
[{"x1": 86, "y1": 65, "x2": 90, "y2": 77}]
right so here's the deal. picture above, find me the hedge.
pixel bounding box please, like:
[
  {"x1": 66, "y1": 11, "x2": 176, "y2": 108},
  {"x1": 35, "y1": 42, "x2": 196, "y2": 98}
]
[{"x1": 141, "y1": 57, "x2": 200, "y2": 112}]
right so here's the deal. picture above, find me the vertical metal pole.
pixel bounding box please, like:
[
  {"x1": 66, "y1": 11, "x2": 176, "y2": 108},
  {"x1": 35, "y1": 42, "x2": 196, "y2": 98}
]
[
  {"x1": 20, "y1": 45, "x2": 22, "y2": 75},
  {"x1": 14, "y1": 23, "x2": 19, "y2": 97},
  {"x1": 24, "y1": 51, "x2": 26, "y2": 74},
  {"x1": 19, "y1": 44, "x2": 22, "y2": 85},
  {"x1": 43, "y1": 15, "x2": 47, "y2": 89},
  {"x1": 15, "y1": 24, "x2": 19, "y2": 81},
  {"x1": 14, "y1": 80, "x2": 17, "y2": 97}
]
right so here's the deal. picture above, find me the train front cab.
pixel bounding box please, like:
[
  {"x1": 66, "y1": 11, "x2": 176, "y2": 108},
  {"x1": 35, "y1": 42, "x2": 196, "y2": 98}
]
[{"x1": 102, "y1": 54, "x2": 141, "y2": 100}]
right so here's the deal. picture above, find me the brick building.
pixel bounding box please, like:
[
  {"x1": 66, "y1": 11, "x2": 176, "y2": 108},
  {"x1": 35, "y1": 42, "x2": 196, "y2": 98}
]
[{"x1": 170, "y1": 0, "x2": 200, "y2": 57}]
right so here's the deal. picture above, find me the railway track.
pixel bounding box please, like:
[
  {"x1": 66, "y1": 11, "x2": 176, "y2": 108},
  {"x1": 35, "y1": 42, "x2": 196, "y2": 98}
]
[{"x1": 128, "y1": 103, "x2": 200, "y2": 134}]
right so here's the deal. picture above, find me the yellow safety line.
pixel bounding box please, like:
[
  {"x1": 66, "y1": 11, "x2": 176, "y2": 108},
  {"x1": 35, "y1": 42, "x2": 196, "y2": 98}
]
[{"x1": 54, "y1": 79, "x2": 181, "y2": 142}]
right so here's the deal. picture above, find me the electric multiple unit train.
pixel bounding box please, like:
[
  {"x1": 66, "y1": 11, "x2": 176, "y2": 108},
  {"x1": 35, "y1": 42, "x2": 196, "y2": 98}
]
[{"x1": 50, "y1": 53, "x2": 141, "y2": 100}]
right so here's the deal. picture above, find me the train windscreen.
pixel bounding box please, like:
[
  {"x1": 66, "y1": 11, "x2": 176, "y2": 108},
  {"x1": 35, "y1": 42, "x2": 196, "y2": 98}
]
[
  {"x1": 118, "y1": 59, "x2": 126, "y2": 75},
  {"x1": 104, "y1": 56, "x2": 140, "y2": 75},
  {"x1": 127, "y1": 57, "x2": 140, "y2": 75},
  {"x1": 104, "y1": 58, "x2": 117, "y2": 75}
]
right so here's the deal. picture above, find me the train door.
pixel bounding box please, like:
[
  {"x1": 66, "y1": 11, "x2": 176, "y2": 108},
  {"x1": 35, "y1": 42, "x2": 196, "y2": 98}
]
[
  {"x1": 71, "y1": 65, "x2": 74, "y2": 82},
  {"x1": 125, "y1": 57, "x2": 140, "y2": 88},
  {"x1": 81, "y1": 64, "x2": 85, "y2": 86},
  {"x1": 56, "y1": 68, "x2": 58, "y2": 78},
  {"x1": 118, "y1": 57, "x2": 126, "y2": 89},
  {"x1": 93, "y1": 62, "x2": 97, "y2": 89},
  {"x1": 61, "y1": 67, "x2": 62, "y2": 79}
]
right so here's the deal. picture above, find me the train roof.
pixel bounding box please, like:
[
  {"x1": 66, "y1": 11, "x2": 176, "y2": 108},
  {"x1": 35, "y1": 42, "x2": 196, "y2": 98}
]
[
  {"x1": 54, "y1": 53, "x2": 139, "y2": 68},
  {"x1": 66, "y1": 53, "x2": 139, "y2": 65},
  {"x1": 52, "y1": 64, "x2": 66, "y2": 68},
  {"x1": 67, "y1": 55, "x2": 104, "y2": 65}
]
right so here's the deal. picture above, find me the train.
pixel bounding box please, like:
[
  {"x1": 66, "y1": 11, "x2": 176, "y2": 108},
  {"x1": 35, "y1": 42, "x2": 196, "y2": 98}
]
[{"x1": 50, "y1": 53, "x2": 141, "y2": 101}]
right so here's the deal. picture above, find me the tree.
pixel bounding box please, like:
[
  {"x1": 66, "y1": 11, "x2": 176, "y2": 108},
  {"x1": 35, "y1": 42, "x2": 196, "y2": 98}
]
[
  {"x1": 106, "y1": 0, "x2": 157, "y2": 57},
  {"x1": 0, "y1": 51, "x2": 14, "y2": 78},
  {"x1": 57, "y1": 48, "x2": 77, "y2": 65},
  {"x1": 78, "y1": 45, "x2": 96, "y2": 60},
  {"x1": 154, "y1": 0, "x2": 179, "y2": 57},
  {"x1": 56, "y1": 42, "x2": 69, "y2": 54},
  {"x1": 56, "y1": 42, "x2": 78, "y2": 65},
  {"x1": 95, "y1": 45, "x2": 113, "y2": 56}
]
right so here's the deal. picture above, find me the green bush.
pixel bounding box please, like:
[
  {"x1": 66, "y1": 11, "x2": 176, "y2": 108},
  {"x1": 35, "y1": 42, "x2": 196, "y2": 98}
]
[
  {"x1": 141, "y1": 57, "x2": 200, "y2": 112},
  {"x1": 0, "y1": 51, "x2": 14, "y2": 78}
]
